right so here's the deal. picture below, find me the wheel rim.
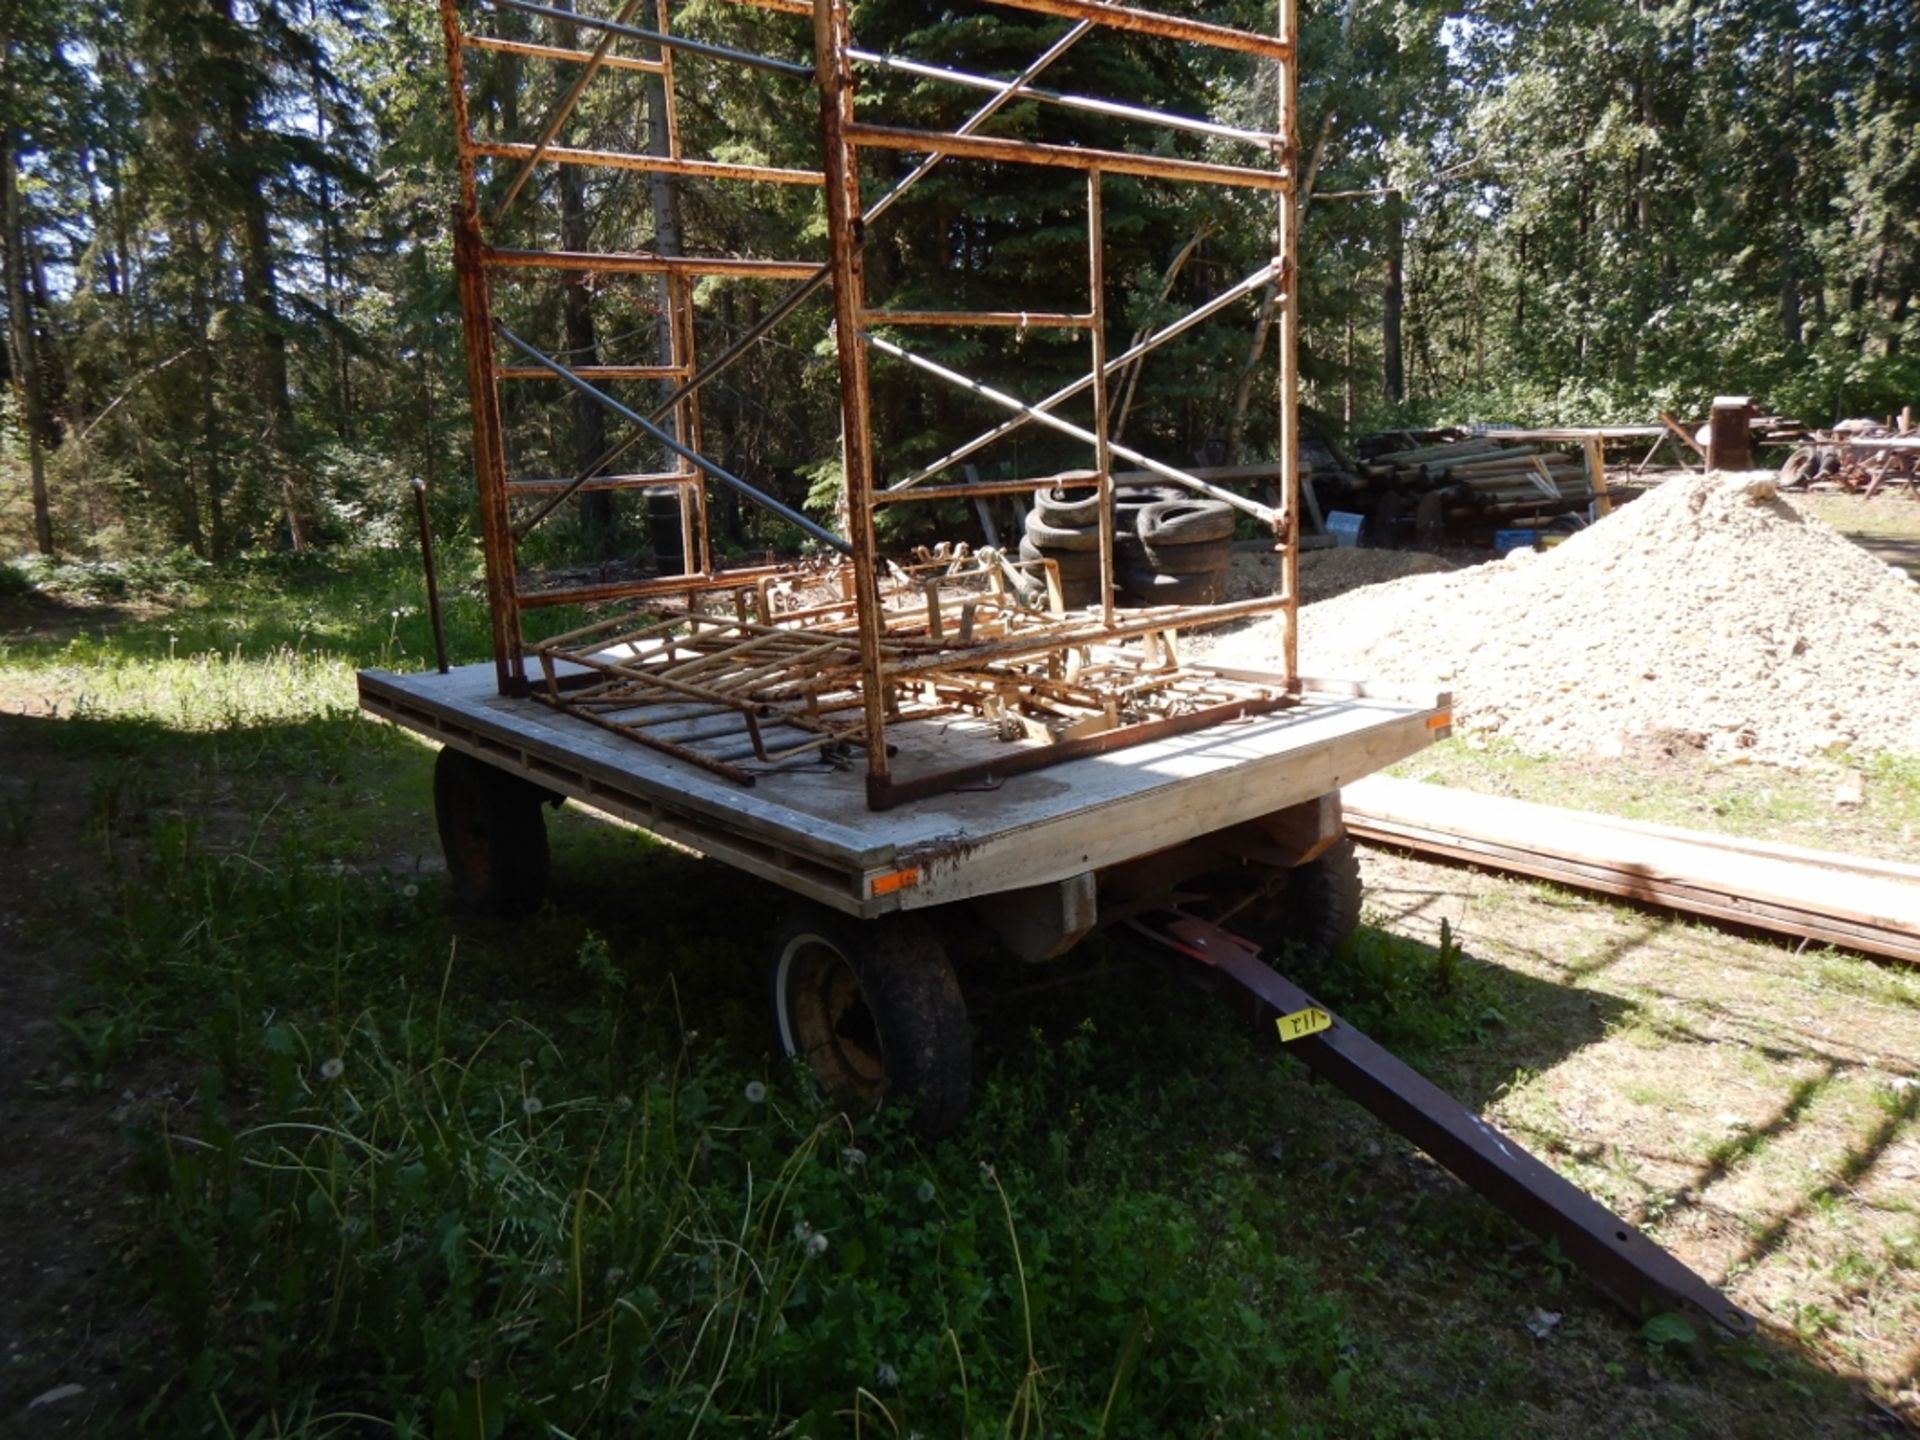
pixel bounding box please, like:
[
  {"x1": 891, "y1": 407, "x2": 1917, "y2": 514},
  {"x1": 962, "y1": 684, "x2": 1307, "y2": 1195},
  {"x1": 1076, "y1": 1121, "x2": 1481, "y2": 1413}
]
[
  {"x1": 776, "y1": 932, "x2": 887, "y2": 1099},
  {"x1": 444, "y1": 785, "x2": 495, "y2": 890}
]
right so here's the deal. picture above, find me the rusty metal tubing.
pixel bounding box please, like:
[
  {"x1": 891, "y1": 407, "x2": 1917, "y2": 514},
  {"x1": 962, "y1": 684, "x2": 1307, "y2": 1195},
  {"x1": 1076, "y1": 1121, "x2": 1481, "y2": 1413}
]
[
  {"x1": 866, "y1": 693, "x2": 1296, "y2": 810},
  {"x1": 508, "y1": 20, "x2": 1094, "y2": 542},
  {"x1": 462, "y1": 33, "x2": 666, "y2": 74},
  {"x1": 847, "y1": 47, "x2": 1278, "y2": 147},
  {"x1": 484, "y1": 248, "x2": 821, "y2": 279},
  {"x1": 845, "y1": 123, "x2": 1292, "y2": 193},
  {"x1": 493, "y1": 323, "x2": 851, "y2": 553},
  {"x1": 488, "y1": 0, "x2": 813, "y2": 76},
  {"x1": 864, "y1": 331, "x2": 1280, "y2": 526},
  {"x1": 1169, "y1": 919, "x2": 1757, "y2": 1338},
  {"x1": 514, "y1": 564, "x2": 786, "y2": 609},
  {"x1": 410, "y1": 477, "x2": 451, "y2": 675},
  {"x1": 471, "y1": 140, "x2": 823, "y2": 187},
  {"x1": 982, "y1": 0, "x2": 1293, "y2": 60},
  {"x1": 888, "y1": 259, "x2": 1280, "y2": 491},
  {"x1": 861, "y1": 309, "x2": 1091, "y2": 329}
]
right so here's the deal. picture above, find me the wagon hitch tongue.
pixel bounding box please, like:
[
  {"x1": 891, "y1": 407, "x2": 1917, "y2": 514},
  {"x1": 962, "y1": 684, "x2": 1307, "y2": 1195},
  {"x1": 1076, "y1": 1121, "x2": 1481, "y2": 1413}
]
[{"x1": 1135, "y1": 913, "x2": 1756, "y2": 1339}]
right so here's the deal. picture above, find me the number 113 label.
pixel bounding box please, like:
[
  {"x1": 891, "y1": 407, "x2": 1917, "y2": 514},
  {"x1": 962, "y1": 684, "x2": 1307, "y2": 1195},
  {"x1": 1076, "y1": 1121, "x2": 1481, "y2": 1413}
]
[{"x1": 1276, "y1": 1007, "x2": 1331, "y2": 1043}]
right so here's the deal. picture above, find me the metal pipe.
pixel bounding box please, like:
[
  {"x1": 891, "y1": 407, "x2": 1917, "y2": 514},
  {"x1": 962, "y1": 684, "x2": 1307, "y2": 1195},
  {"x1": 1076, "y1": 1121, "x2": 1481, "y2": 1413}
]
[
  {"x1": 484, "y1": 248, "x2": 819, "y2": 279},
  {"x1": 462, "y1": 33, "x2": 665, "y2": 74},
  {"x1": 1087, "y1": 171, "x2": 1116, "y2": 626},
  {"x1": 847, "y1": 47, "x2": 1277, "y2": 147},
  {"x1": 488, "y1": 0, "x2": 813, "y2": 77},
  {"x1": 496, "y1": 0, "x2": 652, "y2": 221},
  {"x1": 846, "y1": 122, "x2": 1292, "y2": 192},
  {"x1": 411, "y1": 477, "x2": 451, "y2": 675},
  {"x1": 511, "y1": 19, "x2": 1094, "y2": 541},
  {"x1": 867, "y1": 329, "x2": 1278, "y2": 524},
  {"x1": 494, "y1": 324, "x2": 851, "y2": 553},
  {"x1": 471, "y1": 140, "x2": 823, "y2": 186},
  {"x1": 981, "y1": 0, "x2": 1294, "y2": 61},
  {"x1": 888, "y1": 260, "x2": 1279, "y2": 490}
]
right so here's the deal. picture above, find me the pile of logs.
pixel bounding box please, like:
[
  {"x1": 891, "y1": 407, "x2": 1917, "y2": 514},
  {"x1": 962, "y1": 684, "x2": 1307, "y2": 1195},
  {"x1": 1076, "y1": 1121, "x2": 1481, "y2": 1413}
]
[{"x1": 1309, "y1": 428, "x2": 1592, "y2": 545}]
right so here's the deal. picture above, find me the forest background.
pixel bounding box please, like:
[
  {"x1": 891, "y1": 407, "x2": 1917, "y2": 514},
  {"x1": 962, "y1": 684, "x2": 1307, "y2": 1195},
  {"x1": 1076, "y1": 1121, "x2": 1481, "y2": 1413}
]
[{"x1": 1, "y1": 0, "x2": 1915, "y2": 574}]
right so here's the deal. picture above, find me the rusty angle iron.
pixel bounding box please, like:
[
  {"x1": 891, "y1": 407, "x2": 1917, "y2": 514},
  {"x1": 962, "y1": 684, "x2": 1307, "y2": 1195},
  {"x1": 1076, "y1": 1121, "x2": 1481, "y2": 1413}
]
[{"x1": 1137, "y1": 913, "x2": 1756, "y2": 1338}]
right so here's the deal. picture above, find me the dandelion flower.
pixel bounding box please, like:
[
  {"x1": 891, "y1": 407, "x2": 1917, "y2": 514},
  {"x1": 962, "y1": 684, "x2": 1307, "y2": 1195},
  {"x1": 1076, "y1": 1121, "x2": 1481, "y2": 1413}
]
[
  {"x1": 743, "y1": 1081, "x2": 768, "y2": 1104},
  {"x1": 319, "y1": 1057, "x2": 345, "y2": 1082},
  {"x1": 521, "y1": 1095, "x2": 544, "y2": 1116},
  {"x1": 805, "y1": 1231, "x2": 829, "y2": 1258},
  {"x1": 402, "y1": 883, "x2": 419, "y2": 899}
]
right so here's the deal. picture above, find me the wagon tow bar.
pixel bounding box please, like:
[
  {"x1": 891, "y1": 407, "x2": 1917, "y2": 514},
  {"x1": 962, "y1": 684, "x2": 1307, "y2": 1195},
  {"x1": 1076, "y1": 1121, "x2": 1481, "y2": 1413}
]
[{"x1": 1126, "y1": 912, "x2": 1756, "y2": 1338}]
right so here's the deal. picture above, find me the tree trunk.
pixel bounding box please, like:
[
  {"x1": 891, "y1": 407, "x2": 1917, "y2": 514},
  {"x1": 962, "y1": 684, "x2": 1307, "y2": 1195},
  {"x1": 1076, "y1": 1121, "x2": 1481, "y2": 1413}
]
[
  {"x1": 1, "y1": 71, "x2": 54, "y2": 557},
  {"x1": 1383, "y1": 189, "x2": 1405, "y2": 406},
  {"x1": 554, "y1": 3, "x2": 614, "y2": 548},
  {"x1": 644, "y1": 61, "x2": 686, "y2": 568},
  {"x1": 188, "y1": 221, "x2": 223, "y2": 559}
]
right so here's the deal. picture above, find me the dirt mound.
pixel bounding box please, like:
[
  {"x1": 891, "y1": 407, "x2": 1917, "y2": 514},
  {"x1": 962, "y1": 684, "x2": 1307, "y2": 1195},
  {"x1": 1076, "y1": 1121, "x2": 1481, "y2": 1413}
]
[
  {"x1": 1211, "y1": 472, "x2": 1920, "y2": 763},
  {"x1": 1219, "y1": 544, "x2": 1454, "y2": 604}
]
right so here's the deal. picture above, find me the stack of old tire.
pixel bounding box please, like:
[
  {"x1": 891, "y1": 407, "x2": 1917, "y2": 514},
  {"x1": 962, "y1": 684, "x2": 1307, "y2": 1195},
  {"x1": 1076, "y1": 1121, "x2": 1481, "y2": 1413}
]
[
  {"x1": 1114, "y1": 483, "x2": 1235, "y2": 606},
  {"x1": 1019, "y1": 478, "x2": 1236, "y2": 608}
]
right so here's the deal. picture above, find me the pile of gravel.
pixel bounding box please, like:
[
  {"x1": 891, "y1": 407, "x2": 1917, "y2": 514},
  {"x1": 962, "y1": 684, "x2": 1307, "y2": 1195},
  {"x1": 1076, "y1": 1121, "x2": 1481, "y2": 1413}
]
[
  {"x1": 1210, "y1": 472, "x2": 1920, "y2": 763},
  {"x1": 1219, "y1": 544, "x2": 1454, "y2": 604}
]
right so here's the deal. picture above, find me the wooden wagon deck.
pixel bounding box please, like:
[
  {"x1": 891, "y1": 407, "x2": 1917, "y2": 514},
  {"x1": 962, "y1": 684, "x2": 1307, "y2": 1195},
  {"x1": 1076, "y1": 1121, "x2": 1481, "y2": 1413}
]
[{"x1": 360, "y1": 662, "x2": 1449, "y2": 918}]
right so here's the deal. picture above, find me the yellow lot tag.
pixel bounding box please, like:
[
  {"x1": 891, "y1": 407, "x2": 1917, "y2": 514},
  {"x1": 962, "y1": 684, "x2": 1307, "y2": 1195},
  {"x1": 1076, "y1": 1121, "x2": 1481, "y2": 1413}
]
[{"x1": 1276, "y1": 1007, "x2": 1331, "y2": 1043}]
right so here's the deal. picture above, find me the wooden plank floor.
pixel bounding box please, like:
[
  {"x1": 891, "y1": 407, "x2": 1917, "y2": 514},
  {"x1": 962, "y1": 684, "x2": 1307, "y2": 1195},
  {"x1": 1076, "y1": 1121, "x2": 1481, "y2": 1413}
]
[
  {"x1": 1344, "y1": 775, "x2": 1920, "y2": 965},
  {"x1": 361, "y1": 663, "x2": 1447, "y2": 915}
]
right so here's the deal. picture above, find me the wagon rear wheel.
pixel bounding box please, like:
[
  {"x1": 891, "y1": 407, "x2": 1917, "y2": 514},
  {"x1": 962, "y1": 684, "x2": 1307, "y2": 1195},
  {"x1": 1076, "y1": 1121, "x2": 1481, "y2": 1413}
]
[
  {"x1": 433, "y1": 747, "x2": 552, "y2": 918},
  {"x1": 1229, "y1": 836, "x2": 1364, "y2": 963},
  {"x1": 769, "y1": 910, "x2": 970, "y2": 1139}
]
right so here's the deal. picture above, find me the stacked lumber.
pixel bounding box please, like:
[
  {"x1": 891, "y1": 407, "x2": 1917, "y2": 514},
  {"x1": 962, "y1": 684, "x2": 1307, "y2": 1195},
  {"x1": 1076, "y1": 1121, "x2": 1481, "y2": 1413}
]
[
  {"x1": 1342, "y1": 775, "x2": 1920, "y2": 966},
  {"x1": 1358, "y1": 434, "x2": 1593, "y2": 523}
]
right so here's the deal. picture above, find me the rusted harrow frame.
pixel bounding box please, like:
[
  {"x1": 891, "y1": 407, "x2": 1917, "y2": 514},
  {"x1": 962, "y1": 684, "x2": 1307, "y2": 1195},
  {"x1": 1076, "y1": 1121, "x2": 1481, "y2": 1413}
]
[{"x1": 436, "y1": 0, "x2": 1302, "y2": 808}]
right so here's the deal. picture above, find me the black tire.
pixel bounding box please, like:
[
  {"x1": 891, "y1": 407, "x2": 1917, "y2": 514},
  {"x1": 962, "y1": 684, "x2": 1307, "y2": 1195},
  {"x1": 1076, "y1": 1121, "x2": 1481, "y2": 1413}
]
[
  {"x1": 433, "y1": 747, "x2": 552, "y2": 917},
  {"x1": 768, "y1": 910, "x2": 971, "y2": 1139},
  {"x1": 1018, "y1": 535, "x2": 1103, "y2": 580},
  {"x1": 1057, "y1": 574, "x2": 1102, "y2": 610},
  {"x1": 1140, "y1": 536, "x2": 1234, "y2": 576},
  {"x1": 1115, "y1": 484, "x2": 1187, "y2": 533},
  {"x1": 1023, "y1": 512, "x2": 1101, "y2": 552},
  {"x1": 1117, "y1": 566, "x2": 1222, "y2": 606},
  {"x1": 1233, "y1": 836, "x2": 1364, "y2": 962},
  {"x1": 1032, "y1": 478, "x2": 1101, "y2": 528},
  {"x1": 1138, "y1": 498, "x2": 1235, "y2": 545}
]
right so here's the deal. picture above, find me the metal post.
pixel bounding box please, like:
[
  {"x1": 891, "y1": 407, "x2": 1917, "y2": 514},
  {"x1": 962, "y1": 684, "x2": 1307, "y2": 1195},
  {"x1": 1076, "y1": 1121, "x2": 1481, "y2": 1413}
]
[
  {"x1": 437, "y1": 0, "x2": 525, "y2": 693},
  {"x1": 814, "y1": 0, "x2": 892, "y2": 802},
  {"x1": 1087, "y1": 171, "x2": 1115, "y2": 625},
  {"x1": 411, "y1": 477, "x2": 451, "y2": 674},
  {"x1": 1274, "y1": 0, "x2": 1300, "y2": 688}
]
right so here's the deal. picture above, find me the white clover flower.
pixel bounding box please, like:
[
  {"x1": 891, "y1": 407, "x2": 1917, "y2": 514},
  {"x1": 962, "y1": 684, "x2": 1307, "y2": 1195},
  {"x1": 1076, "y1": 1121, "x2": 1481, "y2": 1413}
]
[
  {"x1": 792, "y1": 1220, "x2": 815, "y2": 1244},
  {"x1": 805, "y1": 1231, "x2": 829, "y2": 1258},
  {"x1": 841, "y1": 1146, "x2": 867, "y2": 1169},
  {"x1": 875, "y1": 1363, "x2": 899, "y2": 1390},
  {"x1": 402, "y1": 883, "x2": 419, "y2": 899},
  {"x1": 743, "y1": 1081, "x2": 768, "y2": 1104},
  {"x1": 521, "y1": 1096, "x2": 544, "y2": 1116},
  {"x1": 614, "y1": 1094, "x2": 634, "y2": 1113},
  {"x1": 319, "y1": 1057, "x2": 345, "y2": 1082},
  {"x1": 915, "y1": 1179, "x2": 936, "y2": 1205}
]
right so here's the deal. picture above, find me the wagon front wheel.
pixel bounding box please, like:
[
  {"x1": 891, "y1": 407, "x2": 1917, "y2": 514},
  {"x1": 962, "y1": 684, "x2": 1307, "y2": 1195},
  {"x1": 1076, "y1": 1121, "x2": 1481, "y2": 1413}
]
[
  {"x1": 433, "y1": 747, "x2": 552, "y2": 918},
  {"x1": 768, "y1": 910, "x2": 970, "y2": 1139}
]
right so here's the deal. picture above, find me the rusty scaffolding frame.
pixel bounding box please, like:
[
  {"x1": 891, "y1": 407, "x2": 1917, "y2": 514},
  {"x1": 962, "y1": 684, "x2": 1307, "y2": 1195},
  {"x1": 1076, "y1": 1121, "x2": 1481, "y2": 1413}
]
[{"x1": 436, "y1": 0, "x2": 1302, "y2": 810}]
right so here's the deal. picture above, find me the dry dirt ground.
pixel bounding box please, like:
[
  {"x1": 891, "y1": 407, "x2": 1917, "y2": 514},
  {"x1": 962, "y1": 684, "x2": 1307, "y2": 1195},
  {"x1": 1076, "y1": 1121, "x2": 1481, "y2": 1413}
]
[{"x1": 1358, "y1": 844, "x2": 1920, "y2": 1427}]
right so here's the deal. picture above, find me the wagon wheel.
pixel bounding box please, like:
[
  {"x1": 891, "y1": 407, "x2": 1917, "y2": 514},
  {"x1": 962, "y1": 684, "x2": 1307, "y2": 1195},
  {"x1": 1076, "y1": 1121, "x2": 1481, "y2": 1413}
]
[
  {"x1": 1211, "y1": 836, "x2": 1365, "y2": 964},
  {"x1": 433, "y1": 746, "x2": 553, "y2": 918},
  {"x1": 768, "y1": 909, "x2": 970, "y2": 1139}
]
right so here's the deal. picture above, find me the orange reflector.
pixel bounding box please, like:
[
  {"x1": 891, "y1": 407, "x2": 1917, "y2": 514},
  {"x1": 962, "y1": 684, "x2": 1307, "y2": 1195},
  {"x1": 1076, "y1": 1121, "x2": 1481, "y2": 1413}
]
[
  {"x1": 1426, "y1": 712, "x2": 1452, "y2": 730},
  {"x1": 871, "y1": 866, "x2": 921, "y2": 897}
]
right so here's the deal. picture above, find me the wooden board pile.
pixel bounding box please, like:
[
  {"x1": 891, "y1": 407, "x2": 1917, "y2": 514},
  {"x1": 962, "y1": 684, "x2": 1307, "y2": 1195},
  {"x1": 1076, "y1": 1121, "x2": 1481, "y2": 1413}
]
[{"x1": 1350, "y1": 431, "x2": 1593, "y2": 532}]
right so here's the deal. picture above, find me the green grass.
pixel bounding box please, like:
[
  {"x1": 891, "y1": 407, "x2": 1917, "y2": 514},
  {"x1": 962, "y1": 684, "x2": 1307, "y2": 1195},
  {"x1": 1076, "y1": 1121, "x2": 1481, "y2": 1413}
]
[
  {"x1": 2, "y1": 549, "x2": 1885, "y2": 1437},
  {"x1": 1390, "y1": 733, "x2": 1920, "y2": 865}
]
